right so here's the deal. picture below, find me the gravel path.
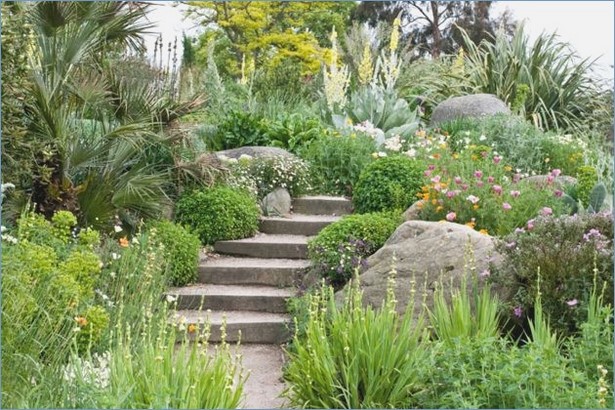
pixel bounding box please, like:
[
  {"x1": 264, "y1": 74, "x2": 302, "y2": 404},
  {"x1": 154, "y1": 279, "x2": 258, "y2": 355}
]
[{"x1": 239, "y1": 344, "x2": 289, "y2": 409}]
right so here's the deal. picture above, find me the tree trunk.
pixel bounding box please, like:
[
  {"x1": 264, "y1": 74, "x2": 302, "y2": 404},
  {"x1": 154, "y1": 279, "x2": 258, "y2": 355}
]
[{"x1": 430, "y1": 1, "x2": 441, "y2": 58}]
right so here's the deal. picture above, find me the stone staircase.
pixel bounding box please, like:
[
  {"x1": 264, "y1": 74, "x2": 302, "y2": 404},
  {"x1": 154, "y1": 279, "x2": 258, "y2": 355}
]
[{"x1": 168, "y1": 196, "x2": 353, "y2": 344}]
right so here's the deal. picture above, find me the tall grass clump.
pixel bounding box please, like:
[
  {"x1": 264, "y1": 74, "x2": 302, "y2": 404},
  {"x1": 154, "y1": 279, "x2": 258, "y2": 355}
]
[{"x1": 283, "y1": 264, "x2": 431, "y2": 409}]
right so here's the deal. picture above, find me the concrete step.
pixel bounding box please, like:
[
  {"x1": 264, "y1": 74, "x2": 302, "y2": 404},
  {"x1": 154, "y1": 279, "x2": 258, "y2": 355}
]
[
  {"x1": 173, "y1": 310, "x2": 291, "y2": 344},
  {"x1": 259, "y1": 214, "x2": 340, "y2": 236},
  {"x1": 214, "y1": 234, "x2": 310, "y2": 259},
  {"x1": 293, "y1": 195, "x2": 353, "y2": 216},
  {"x1": 167, "y1": 284, "x2": 295, "y2": 313},
  {"x1": 199, "y1": 256, "x2": 310, "y2": 286}
]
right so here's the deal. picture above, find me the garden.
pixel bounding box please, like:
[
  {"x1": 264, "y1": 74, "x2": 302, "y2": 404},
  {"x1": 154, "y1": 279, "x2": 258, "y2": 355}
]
[{"x1": 1, "y1": 2, "x2": 613, "y2": 409}]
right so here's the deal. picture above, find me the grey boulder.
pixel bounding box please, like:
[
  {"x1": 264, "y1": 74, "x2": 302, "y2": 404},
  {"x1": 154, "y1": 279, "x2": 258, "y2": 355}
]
[
  {"x1": 430, "y1": 94, "x2": 511, "y2": 127},
  {"x1": 216, "y1": 146, "x2": 295, "y2": 160},
  {"x1": 336, "y1": 220, "x2": 509, "y2": 322},
  {"x1": 262, "y1": 188, "x2": 292, "y2": 217}
]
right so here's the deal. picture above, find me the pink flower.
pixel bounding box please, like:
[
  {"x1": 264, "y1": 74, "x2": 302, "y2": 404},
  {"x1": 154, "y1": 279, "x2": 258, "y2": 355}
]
[
  {"x1": 446, "y1": 212, "x2": 456, "y2": 221},
  {"x1": 510, "y1": 190, "x2": 521, "y2": 198},
  {"x1": 466, "y1": 195, "x2": 480, "y2": 204},
  {"x1": 474, "y1": 170, "x2": 483, "y2": 179},
  {"x1": 541, "y1": 207, "x2": 553, "y2": 216},
  {"x1": 487, "y1": 176, "x2": 495, "y2": 183},
  {"x1": 502, "y1": 202, "x2": 512, "y2": 211},
  {"x1": 481, "y1": 151, "x2": 489, "y2": 158},
  {"x1": 527, "y1": 219, "x2": 535, "y2": 231},
  {"x1": 566, "y1": 299, "x2": 578, "y2": 307},
  {"x1": 546, "y1": 175, "x2": 554, "y2": 184},
  {"x1": 476, "y1": 181, "x2": 484, "y2": 188},
  {"x1": 454, "y1": 176, "x2": 463, "y2": 184},
  {"x1": 433, "y1": 183, "x2": 442, "y2": 192},
  {"x1": 431, "y1": 175, "x2": 441, "y2": 184},
  {"x1": 424, "y1": 170, "x2": 432, "y2": 177},
  {"x1": 461, "y1": 184, "x2": 469, "y2": 191},
  {"x1": 551, "y1": 169, "x2": 562, "y2": 177},
  {"x1": 493, "y1": 156, "x2": 501, "y2": 164},
  {"x1": 446, "y1": 190, "x2": 459, "y2": 199},
  {"x1": 492, "y1": 185, "x2": 503, "y2": 195},
  {"x1": 514, "y1": 227, "x2": 525, "y2": 234},
  {"x1": 554, "y1": 190, "x2": 563, "y2": 197},
  {"x1": 512, "y1": 174, "x2": 521, "y2": 183},
  {"x1": 428, "y1": 164, "x2": 436, "y2": 171}
]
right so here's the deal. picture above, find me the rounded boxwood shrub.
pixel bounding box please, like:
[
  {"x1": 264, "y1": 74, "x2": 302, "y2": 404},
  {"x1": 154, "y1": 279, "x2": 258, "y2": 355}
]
[
  {"x1": 353, "y1": 156, "x2": 424, "y2": 214},
  {"x1": 308, "y1": 212, "x2": 400, "y2": 287},
  {"x1": 175, "y1": 186, "x2": 260, "y2": 245},
  {"x1": 148, "y1": 220, "x2": 201, "y2": 286}
]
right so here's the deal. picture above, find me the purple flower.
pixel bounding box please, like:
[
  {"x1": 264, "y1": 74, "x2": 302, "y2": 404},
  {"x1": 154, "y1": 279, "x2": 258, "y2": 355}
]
[
  {"x1": 554, "y1": 190, "x2": 563, "y2": 197},
  {"x1": 502, "y1": 202, "x2": 512, "y2": 211},
  {"x1": 487, "y1": 176, "x2": 495, "y2": 183},
  {"x1": 566, "y1": 299, "x2": 578, "y2": 307},
  {"x1": 428, "y1": 164, "x2": 436, "y2": 171},
  {"x1": 513, "y1": 306, "x2": 523, "y2": 318},
  {"x1": 493, "y1": 156, "x2": 502, "y2": 164},
  {"x1": 424, "y1": 170, "x2": 432, "y2": 177},
  {"x1": 583, "y1": 228, "x2": 602, "y2": 242},
  {"x1": 461, "y1": 184, "x2": 469, "y2": 191},
  {"x1": 551, "y1": 169, "x2": 562, "y2": 177},
  {"x1": 446, "y1": 190, "x2": 459, "y2": 199},
  {"x1": 527, "y1": 219, "x2": 535, "y2": 231},
  {"x1": 454, "y1": 176, "x2": 463, "y2": 184},
  {"x1": 492, "y1": 185, "x2": 503, "y2": 195},
  {"x1": 510, "y1": 190, "x2": 521, "y2": 198},
  {"x1": 474, "y1": 170, "x2": 483, "y2": 179},
  {"x1": 546, "y1": 175, "x2": 555, "y2": 184}
]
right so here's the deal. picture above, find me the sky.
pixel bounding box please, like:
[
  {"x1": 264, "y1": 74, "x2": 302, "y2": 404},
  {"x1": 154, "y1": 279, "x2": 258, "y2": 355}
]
[{"x1": 142, "y1": 1, "x2": 614, "y2": 80}]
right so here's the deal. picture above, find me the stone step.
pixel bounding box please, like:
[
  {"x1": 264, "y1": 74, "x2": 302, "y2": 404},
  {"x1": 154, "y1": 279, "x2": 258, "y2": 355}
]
[
  {"x1": 173, "y1": 310, "x2": 291, "y2": 344},
  {"x1": 259, "y1": 214, "x2": 340, "y2": 236},
  {"x1": 214, "y1": 234, "x2": 310, "y2": 259},
  {"x1": 167, "y1": 284, "x2": 295, "y2": 313},
  {"x1": 199, "y1": 256, "x2": 310, "y2": 286},
  {"x1": 293, "y1": 195, "x2": 353, "y2": 216}
]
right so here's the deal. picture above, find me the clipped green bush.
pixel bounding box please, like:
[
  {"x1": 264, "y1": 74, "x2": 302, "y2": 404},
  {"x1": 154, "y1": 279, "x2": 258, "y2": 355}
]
[
  {"x1": 576, "y1": 165, "x2": 599, "y2": 207},
  {"x1": 175, "y1": 186, "x2": 260, "y2": 245},
  {"x1": 353, "y1": 156, "x2": 424, "y2": 214},
  {"x1": 148, "y1": 220, "x2": 201, "y2": 286},
  {"x1": 308, "y1": 212, "x2": 400, "y2": 287}
]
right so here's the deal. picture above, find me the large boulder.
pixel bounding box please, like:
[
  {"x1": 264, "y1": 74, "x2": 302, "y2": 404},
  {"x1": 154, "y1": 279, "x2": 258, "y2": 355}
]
[
  {"x1": 520, "y1": 175, "x2": 577, "y2": 190},
  {"x1": 215, "y1": 146, "x2": 295, "y2": 160},
  {"x1": 430, "y1": 94, "x2": 511, "y2": 127},
  {"x1": 336, "y1": 220, "x2": 509, "y2": 322}
]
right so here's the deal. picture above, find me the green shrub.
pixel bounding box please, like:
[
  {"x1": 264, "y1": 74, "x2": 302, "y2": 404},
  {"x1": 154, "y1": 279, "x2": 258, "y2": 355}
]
[
  {"x1": 299, "y1": 132, "x2": 376, "y2": 196},
  {"x1": 74, "y1": 305, "x2": 109, "y2": 354},
  {"x1": 264, "y1": 112, "x2": 326, "y2": 153},
  {"x1": 175, "y1": 186, "x2": 260, "y2": 245},
  {"x1": 206, "y1": 110, "x2": 270, "y2": 150},
  {"x1": 284, "y1": 277, "x2": 430, "y2": 409},
  {"x1": 353, "y1": 156, "x2": 424, "y2": 213},
  {"x1": 308, "y1": 212, "x2": 400, "y2": 287},
  {"x1": 490, "y1": 212, "x2": 613, "y2": 337},
  {"x1": 576, "y1": 165, "x2": 599, "y2": 207},
  {"x1": 148, "y1": 220, "x2": 201, "y2": 286}
]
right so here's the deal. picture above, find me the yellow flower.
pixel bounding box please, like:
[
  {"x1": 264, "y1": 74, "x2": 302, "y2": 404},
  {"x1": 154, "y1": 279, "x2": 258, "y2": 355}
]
[
  {"x1": 471, "y1": 155, "x2": 478, "y2": 161},
  {"x1": 436, "y1": 206, "x2": 443, "y2": 212},
  {"x1": 415, "y1": 129, "x2": 427, "y2": 138},
  {"x1": 465, "y1": 221, "x2": 476, "y2": 229},
  {"x1": 452, "y1": 153, "x2": 460, "y2": 159},
  {"x1": 504, "y1": 165, "x2": 513, "y2": 172},
  {"x1": 422, "y1": 193, "x2": 430, "y2": 201},
  {"x1": 75, "y1": 316, "x2": 88, "y2": 327},
  {"x1": 431, "y1": 199, "x2": 437, "y2": 205},
  {"x1": 187, "y1": 324, "x2": 197, "y2": 334},
  {"x1": 473, "y1": 204, "x2": 480, "y2": 210},
  {"x1": 479, "y1": 229, "x2": 489, "y2": 235},
  {"x1": 544, "y1": 157, "x2": 550, "y2": 163}
]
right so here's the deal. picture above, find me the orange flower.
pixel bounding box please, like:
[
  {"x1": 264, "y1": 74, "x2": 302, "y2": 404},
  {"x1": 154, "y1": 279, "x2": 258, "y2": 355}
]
[
  {"x1": 423, "y1": 193, "x2": 430, "y2": 201},
  {"x1": 75, "y1": 316, "x2": 88, "y2": 327},
  {"x1": 465, "y1": 221, "x2": 476, "y2": 229},
  {"x1": 187, "y1": 324, "x2": 197, "y2": 334},
  {"x1": 119, "y1": 237, "x2": 129, "y2": 247},
  {"x1": 432, "y1": 153, "x2": 441, "y2": 160},
  {"x1": 416, "y1": 201, "x2": 424, "y2": 209}
]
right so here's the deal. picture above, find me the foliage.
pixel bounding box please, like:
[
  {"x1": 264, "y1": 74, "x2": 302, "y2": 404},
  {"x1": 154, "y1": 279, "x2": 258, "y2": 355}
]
[
  {"x1": 353, "y1": 155, "x2": 424, "y2": 214},
  {"x1": 299, "y1": 132, "x2": 376, "y2": 196},
  {"x1": 439, "y1": 114, "x2": 589, "y2": 177},
  {"x1": 175, "y1": 186, "x2": 260, "y2": 245},
  {"x1": 147, "y1": 220, "x2": 201, "y2": 286},
  {"x1": 264, "y1": 113, "x2": 327, "y2": 154},
  {"x1": 575, "y1": 165, "x2": 600, "y2": 207},
  {"x1": 205, "y1": 110, "x2": 270, "y2": 151},
  {"x1": 1, "y1": 210, "x2": 106, "y2": 403},
  {"x1": 460, "y1": 24, "x2": 601, "y2": 132},
  {"x1": 308, "y1": 212, "x2": 400, "y2": 287},
  {"x1": 490, "y1": 212, "x2": 613, "y2": 337},
  {"x1": 222, "y1": 155, "x2": 311, "y2": 200},
  {"x1": 417, "y1": 144, "x2": 567, "y2": 236},
  {"x1": 186, "y1": 1, "x2": 355, "y2": 77},
  {"x1": 284, "y1": 274, "x2": 430, "y2": 408}
]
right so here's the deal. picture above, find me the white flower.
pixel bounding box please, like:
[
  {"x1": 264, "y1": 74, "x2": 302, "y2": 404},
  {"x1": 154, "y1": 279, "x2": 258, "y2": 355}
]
[
  {"x1": 405, "y1": 148, "x2": 417, "y2": 158},
  {"x1": 384, "y1": 135, "x2": 402, "y2": 152},
  {"x1": 378, "y1": 152, "x2": 387, "y2": 157},
  {"x1": 113, "y1": 225, "x2": 122, "y2": 233},
  {"x1": 238, "y1": 154, "x2": 253, "y2": 161},
  {"x1": 166, "y1": 294, "x2": 177, "y2": 303},
  {"x1": 479, "y1": 134, "x2": 487, "y2": 141},
  {"x1": 131, "y1": 237, "x2": 139, "y2": 244},
  {"x1": 111, "y1": 253, "x2": 120, "y2": 260},
  {"x1": 466, "y1": 195, "x2": 480, "y2": 204}
]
